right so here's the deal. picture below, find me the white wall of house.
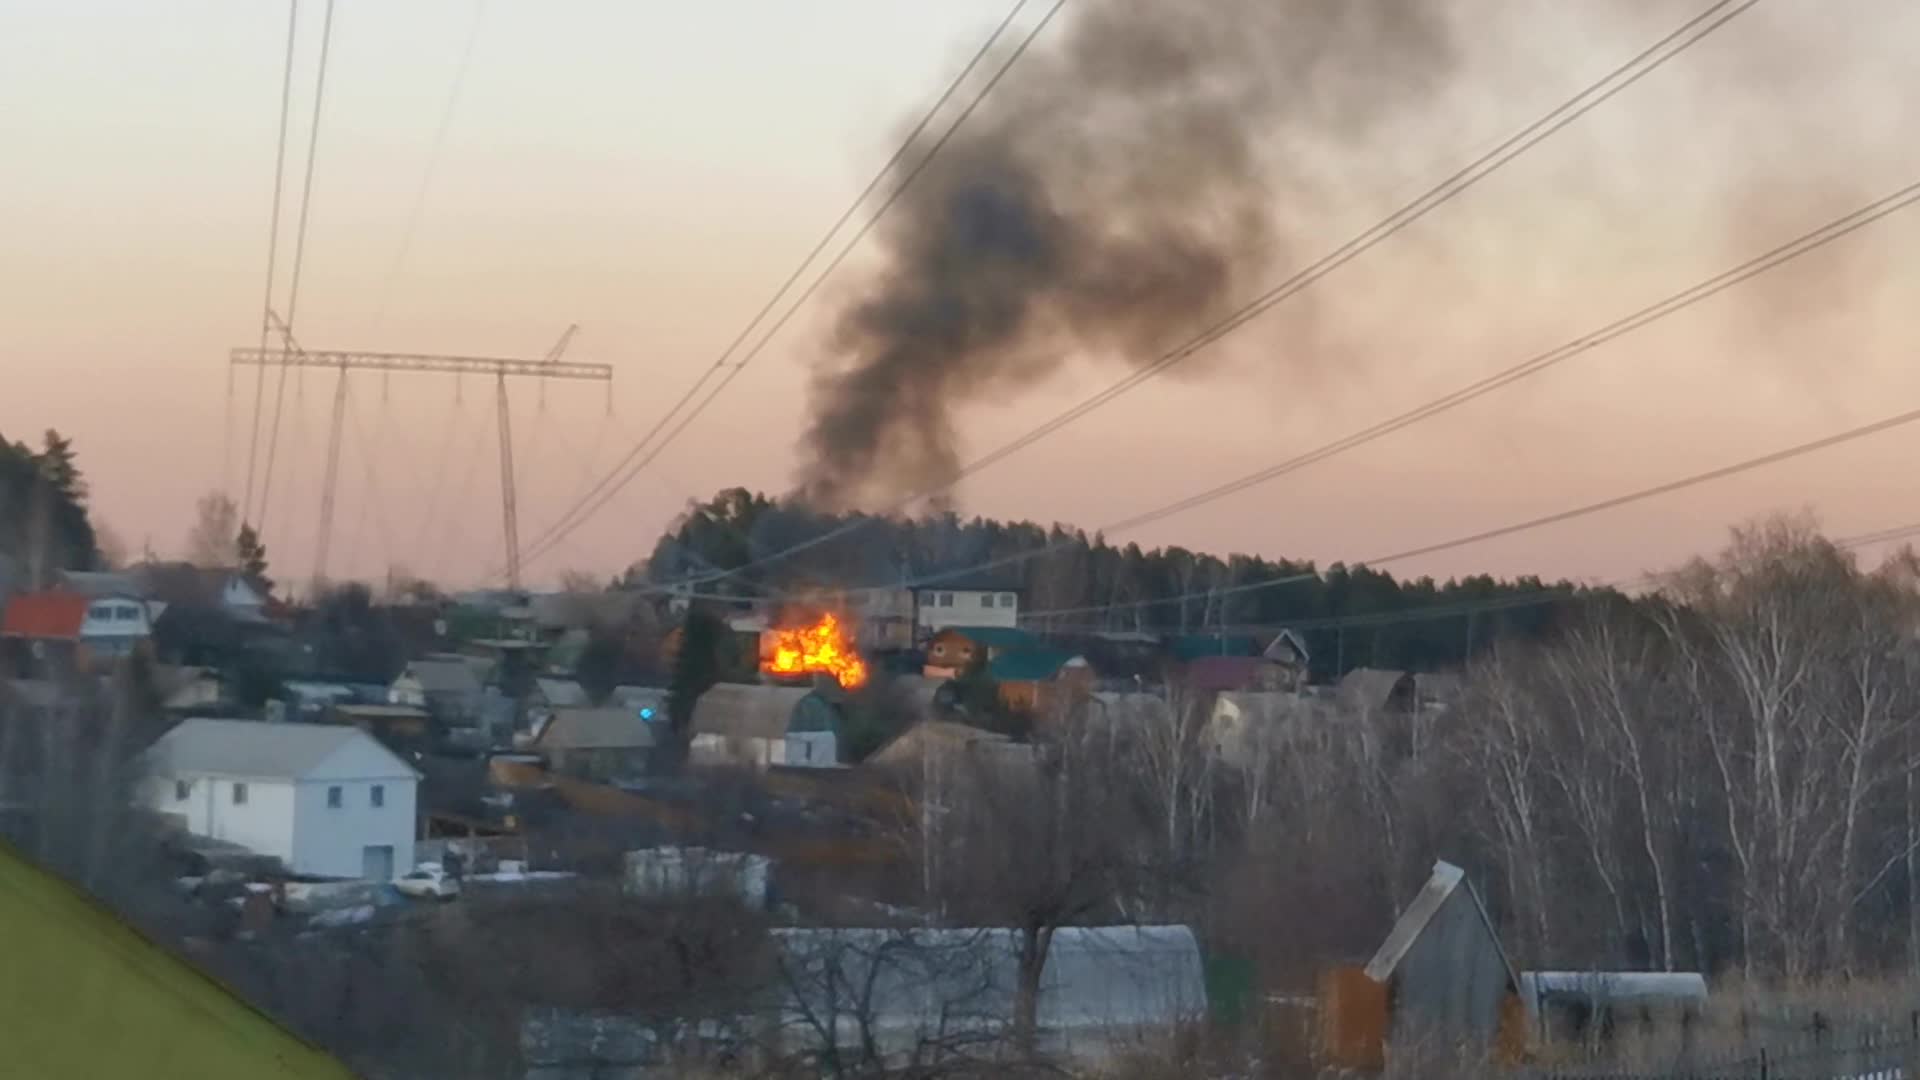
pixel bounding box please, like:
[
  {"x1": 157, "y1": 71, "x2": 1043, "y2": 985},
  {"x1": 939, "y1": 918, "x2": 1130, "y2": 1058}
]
[
  {"x1": 690, "y1": 732, "x2": 841, "y2": 770},
  {"x1": 690, "y1": 733, "x2": 781, "y2": 769},
  {"x1": 146, "y1": 737, "x2": 417, "y2": 880},
  {"x1": 388, "y1": 674, "x2": 426, "y2": 708},
  {"x1": 290, "y1": 735, "x2": 418, "y2": 879},
  {"x1": 147, "y1": 774, "x2": 298, "y2": 866},
  {"x1": 80, "y1": 596, "x2": 152, "y2": 642},
  {"x1": 222, "y1": 576, "x2": 264, "y2": 613},
  {"x1": 913, "y1": 589, "x2": 1019, "y2": 636},
  {"x1": 785, "y1": 731, "x2": 839, "y2": 768},
  {"x1": 290, "y1": 778, "x2": 415, "y2": 880}
]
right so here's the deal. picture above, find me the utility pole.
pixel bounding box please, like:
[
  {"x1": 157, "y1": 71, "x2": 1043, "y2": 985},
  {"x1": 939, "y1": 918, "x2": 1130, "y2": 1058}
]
[{"x1": 232, "y1": 321, "x2": 607, "y2": 592}]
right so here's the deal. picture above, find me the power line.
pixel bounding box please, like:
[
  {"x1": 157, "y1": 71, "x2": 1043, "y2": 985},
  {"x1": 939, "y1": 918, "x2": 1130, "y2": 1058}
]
[
  {"x1": 365, "y1": 0, "x2": 487, "y2": 335},
  {"x1": 839, "y1": 175, "x2": 1920, "y2": 596},
  {"x1": 1028, "y1": 518, "x2": 1920, "y2": 638},
  {"x1": 342, "y1": 376, "x2": 397, "y2": 579},
  {"x1": 241, "y1": 0, "x2": 302, "y2": 526},
  {"x1": 257, "y1": 0, "x2": 337, "y2": 535},
  {"x1": 410, "y1": 394, "x2": 468, "y2": 570},
  {"x1": 1016, "y1": 403, "x2": 1920, "y2": 621},
  {"x1": 513, "y1": 0, "x2": 1068, "y2": 575},
  {"x1": 669, "y1": 0, "x2": 1763, "y2": 590},
  {"x1": 1095, "y1": 181, "x2": 1920, "y2": 537}
]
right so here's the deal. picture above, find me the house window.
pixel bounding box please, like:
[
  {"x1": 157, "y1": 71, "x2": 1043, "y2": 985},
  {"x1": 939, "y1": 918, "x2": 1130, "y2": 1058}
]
[
  {"x1": 1000, "y1": 593, "x2": 1015, "y2": 608},
  {"x1": 232, "y1": 782, "x2": 248, "y2": 805},
  {"x1": 980, "y1": 594, "x2": 995, "y2": 608},
  {"x1": 938, "y1": 593, "x2": 954, "y2": 608},
  {"x1": 327, "y1": 785, "x2": 343, "y2": 809},
  {"x1": 370, "y1": 784, "x2": 385, "y2": 809},
  {"x1": 174, "y1": 780, "x2": 191, "y2": 802}
]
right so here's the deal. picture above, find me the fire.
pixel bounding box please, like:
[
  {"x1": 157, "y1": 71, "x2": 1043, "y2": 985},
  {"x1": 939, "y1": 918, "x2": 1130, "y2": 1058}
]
[{"x1": 764, "y1": 612, "x2": 868, "y2": 690}]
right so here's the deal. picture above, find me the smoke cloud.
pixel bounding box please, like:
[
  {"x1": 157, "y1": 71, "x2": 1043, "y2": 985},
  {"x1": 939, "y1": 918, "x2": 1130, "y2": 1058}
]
[{"x1": 796, "y1": 0, "x2": 1459, "y2": 509}]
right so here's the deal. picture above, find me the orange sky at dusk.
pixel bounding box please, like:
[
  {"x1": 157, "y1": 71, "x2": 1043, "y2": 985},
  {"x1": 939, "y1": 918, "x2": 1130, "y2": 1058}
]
[{"x1": 4, "y1": 0, "x2": 1919, "y2": 593}]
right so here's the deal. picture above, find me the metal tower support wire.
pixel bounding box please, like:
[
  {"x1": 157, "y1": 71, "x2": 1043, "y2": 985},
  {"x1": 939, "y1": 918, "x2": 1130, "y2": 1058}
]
[{"x1": 232, "y1": 328, "x2": 608, "y2": 591}]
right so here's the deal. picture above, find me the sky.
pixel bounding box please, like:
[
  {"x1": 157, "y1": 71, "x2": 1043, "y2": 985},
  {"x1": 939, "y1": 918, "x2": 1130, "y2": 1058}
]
[{"x1": 4, "y1": 0, "x2": 1920, "y2": 594}]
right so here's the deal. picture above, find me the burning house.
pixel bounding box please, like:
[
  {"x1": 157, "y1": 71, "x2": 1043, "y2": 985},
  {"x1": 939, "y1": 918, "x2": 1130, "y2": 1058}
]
[
  {"x1": 759, "y1": 610, "x2": 868, "y2": 691},
  {"x1": 684, "y1": 611, "x2": 868, "y2": 770}
]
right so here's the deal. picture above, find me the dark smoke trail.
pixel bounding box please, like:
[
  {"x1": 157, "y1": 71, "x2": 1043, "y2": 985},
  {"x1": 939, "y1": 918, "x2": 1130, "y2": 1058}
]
[{"x1": 797, "y1": 1, "x2": 1458, "y2": 509}]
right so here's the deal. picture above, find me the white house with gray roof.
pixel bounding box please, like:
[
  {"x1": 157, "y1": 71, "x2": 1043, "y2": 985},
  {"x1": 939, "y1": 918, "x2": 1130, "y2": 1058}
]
[{"x1": 141, "y1": 718, "x2": 420, "y2": 880}]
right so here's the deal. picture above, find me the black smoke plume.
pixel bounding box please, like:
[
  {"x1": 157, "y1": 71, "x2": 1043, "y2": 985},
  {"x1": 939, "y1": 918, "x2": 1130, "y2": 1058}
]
[{"x1": 797, "y1": 0, "x2": 1458, "y2": 509}]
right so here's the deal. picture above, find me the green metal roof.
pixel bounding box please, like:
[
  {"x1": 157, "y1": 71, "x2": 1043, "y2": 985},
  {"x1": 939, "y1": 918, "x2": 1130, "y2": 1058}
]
[
  {"x1": 939, "y1": 626, "x2": 1042, "y2": 650},
  {"x1": 989, "y1": 648, "x2": 1080, "y2": 682},
  {"x1": 789, "y1": 693, "x2": 842, "y2": 734}
]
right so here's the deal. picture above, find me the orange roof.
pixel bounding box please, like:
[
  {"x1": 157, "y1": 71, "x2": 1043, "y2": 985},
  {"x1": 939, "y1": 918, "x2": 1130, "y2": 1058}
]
[{"x1": 1, "y1": 591, "x2": 90, "y2": 641}]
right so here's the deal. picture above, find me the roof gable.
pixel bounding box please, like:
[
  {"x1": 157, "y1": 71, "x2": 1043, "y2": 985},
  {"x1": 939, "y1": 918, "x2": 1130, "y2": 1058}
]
[
  {"x1": 1364, "y1": 860, "x2": 1516, "y2": 989},
  {"x1": 304, "y1": 729, "x2": 421, "y2": 781},
  {"x1": 1262, "y1": 628, "x2": 1311, "y2": 665}
]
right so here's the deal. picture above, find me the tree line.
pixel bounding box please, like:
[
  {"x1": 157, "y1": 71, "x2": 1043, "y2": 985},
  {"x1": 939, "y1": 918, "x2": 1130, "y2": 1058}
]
[
  {"x1": 0, "y1": 428, "x2": 99, "y2": 586},
  {"x1": 640, "y1": 488, "x2": 1623, "y2": 677},
  {"x1": 1072, "y1": 514, "x2": 1920, "y2": 998}
]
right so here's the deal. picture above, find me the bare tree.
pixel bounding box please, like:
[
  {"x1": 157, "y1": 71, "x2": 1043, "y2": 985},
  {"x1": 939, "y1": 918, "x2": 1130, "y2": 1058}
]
[
  {"x1": 1126, "y1": 684, "x2": 1216, "y2": 879},
  {"x1": 93, "y1": 518, "x2": 131, "y2": 570},
  {"x1": 1454, "y1": 644, "x2": 1556, "y2": 964},
  {"x1": 914, "y1": 724, "x2": 1143, "y2": 1060},
  {"x1": 764, "y1": 926, "x2": 1010, "y2": 1078},
  {"x1": 184, "y1": 490, "x2": 240, "y2": 567}
]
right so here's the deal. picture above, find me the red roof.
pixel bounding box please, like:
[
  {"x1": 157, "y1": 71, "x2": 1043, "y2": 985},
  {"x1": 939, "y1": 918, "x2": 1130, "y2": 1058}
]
[{"x1": 1, "y1": 591, "x2": 91, "y2": 641}]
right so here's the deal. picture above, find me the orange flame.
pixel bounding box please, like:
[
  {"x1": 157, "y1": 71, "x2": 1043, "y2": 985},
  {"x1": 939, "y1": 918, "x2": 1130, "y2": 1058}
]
[{"x1": 763, "y1": 612, "x2": 868, "y2": 690}]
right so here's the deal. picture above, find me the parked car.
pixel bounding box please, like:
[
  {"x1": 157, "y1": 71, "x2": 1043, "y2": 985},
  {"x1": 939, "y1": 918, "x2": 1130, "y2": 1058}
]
[{"x1": 395, "y1": 865, "x2": 460, "y2": 901}]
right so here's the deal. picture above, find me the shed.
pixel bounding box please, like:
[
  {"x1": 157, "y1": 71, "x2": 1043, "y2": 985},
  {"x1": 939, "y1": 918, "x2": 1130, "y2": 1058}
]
[
  {"x1": 1338, "y1": 668, "x2": 1415, "y2": 715},
  {"x1": 689, "y1": 683, "x2": 842, "y2": 769},
  {"x1": 1519, "y1": 972, "x2": 1709, "y2": 1042},
  {"x1": 1363, "y1": 860, "x2": 1519, "y2": 1053},
  {"x1": 532, "y1": 706, "x2": 659, "y2": 782},
  {"x1": 1208, "y1": 691, "x2": 1339, "y2": 764},
  {"x1": 390, "y1": 657, "x2": 485, "y2": 724}
]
